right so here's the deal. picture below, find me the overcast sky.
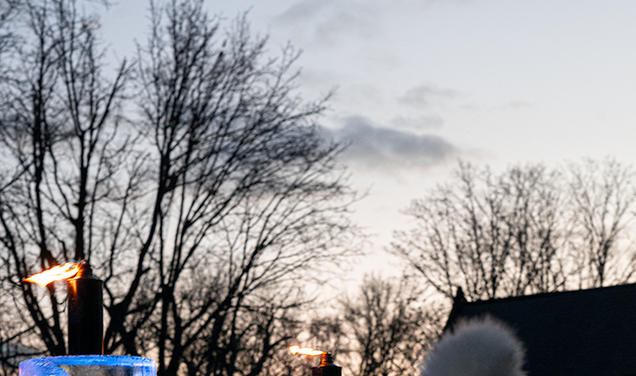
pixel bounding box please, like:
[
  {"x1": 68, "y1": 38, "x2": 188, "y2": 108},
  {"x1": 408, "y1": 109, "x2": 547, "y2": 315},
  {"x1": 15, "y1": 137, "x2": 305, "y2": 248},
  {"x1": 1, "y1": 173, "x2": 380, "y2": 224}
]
[{"x1": 102, "y1": 0, "x2": 636, "y2": 282}]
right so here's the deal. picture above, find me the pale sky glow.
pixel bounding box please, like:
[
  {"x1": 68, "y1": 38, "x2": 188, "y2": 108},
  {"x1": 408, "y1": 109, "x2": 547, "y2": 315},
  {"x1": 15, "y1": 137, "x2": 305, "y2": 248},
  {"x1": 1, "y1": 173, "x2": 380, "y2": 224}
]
[{"x1": 101, "y1": 0, "x2": 636, "y2": 282}]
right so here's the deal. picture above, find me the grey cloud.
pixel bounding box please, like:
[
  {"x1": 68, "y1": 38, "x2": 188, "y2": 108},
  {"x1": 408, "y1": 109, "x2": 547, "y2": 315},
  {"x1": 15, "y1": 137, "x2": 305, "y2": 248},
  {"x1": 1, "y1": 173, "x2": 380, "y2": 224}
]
[
  {"x1": 313, "y1": 9, "x2": 376, "y2": 42},
  {"x1": 502, "y1": 100, "x2": 532, "y2": 110},
  {"x1": 274, "y1": 1, "x2": 382, "y2": 45},
  {"x1": 391, "y1": 114, "x2": 444, "y2": 131},
  {"x1": 459, "y1": 103, "x2": 479, "y2": 111},
  {"x1": 275, "y1": 0, "x2": 333, "y2": 24},
  {"x1": 274, "y1": 1, "x2": 472, "y2": 46},
  {"x1": 322, "y1": 116, "x2": 457, "y2": 171},
  {"x1": 458, "y1": 100, "x2": 532, "y2": 112},
  {"x1": 398, "y1": 84, "x2": 459, "y2": 108}
]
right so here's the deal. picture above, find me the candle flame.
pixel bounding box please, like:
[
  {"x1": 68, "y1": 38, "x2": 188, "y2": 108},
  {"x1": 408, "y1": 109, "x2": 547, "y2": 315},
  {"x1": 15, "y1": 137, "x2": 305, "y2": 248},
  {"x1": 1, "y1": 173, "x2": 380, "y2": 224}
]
[
  {"x1": 289, "y1": 345, "x2": 324, "y2": 357},
  {"x1": 23, "y1": 262, "x2": 81, "y2": 288}
]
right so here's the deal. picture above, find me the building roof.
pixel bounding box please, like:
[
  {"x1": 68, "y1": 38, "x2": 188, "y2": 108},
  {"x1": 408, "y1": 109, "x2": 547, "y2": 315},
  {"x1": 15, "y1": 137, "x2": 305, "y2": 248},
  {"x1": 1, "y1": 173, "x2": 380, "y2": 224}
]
[{"x1": 444, "y1": 283, "x2": 636, "y2": 376}]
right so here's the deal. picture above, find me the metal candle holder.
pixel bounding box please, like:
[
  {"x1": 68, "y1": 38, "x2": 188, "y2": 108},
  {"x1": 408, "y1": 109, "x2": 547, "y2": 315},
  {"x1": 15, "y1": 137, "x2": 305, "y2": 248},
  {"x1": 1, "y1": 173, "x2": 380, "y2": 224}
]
[{"x1": 67, "y1": 261, "x2": 103, "y2": 355}]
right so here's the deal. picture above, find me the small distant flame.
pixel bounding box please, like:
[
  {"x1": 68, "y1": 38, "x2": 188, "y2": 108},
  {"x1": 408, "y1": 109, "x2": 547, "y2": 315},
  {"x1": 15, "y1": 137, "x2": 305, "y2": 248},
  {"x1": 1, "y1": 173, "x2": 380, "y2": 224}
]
[
  {"x1": 289, "y1": 345, "x2": 324, "y2": 358},
  {"x1": 23, "y1": 262, "x2": 81, "y2": 288}
]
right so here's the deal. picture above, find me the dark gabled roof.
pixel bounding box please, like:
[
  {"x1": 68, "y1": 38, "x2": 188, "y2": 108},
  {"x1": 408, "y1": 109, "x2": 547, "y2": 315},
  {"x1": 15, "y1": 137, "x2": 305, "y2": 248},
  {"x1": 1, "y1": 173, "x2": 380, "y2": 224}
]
[{"x1": 444, "y1": 283, "x2": 636, "y2": 376}]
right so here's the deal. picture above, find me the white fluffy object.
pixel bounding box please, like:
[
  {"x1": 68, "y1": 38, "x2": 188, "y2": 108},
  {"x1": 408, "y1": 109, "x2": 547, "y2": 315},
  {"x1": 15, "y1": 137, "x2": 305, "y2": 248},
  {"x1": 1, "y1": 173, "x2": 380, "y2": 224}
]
[{"x1": 421, "y1": 317, "x2": 526, "y2": 376}]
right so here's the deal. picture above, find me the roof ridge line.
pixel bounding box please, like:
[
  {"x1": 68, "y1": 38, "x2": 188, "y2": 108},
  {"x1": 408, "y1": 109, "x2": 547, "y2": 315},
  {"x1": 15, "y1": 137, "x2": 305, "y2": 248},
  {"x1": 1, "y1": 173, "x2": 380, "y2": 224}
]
[{"x1": 464, "y1": 282, "x2": 636, "y2": 305}]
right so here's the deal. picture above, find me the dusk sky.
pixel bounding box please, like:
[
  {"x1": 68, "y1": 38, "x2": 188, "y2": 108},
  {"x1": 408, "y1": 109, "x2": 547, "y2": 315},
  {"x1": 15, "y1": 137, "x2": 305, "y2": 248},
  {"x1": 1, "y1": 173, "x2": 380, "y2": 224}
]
[{"x1": 102, "y1": 0, "x2": 636, "y2": 282}]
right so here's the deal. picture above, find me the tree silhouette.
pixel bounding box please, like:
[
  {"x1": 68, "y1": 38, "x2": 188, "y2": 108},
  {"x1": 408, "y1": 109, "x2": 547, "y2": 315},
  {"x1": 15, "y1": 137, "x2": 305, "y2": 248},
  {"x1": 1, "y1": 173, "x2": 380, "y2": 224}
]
[
  {"x1": 0, "y1": 1, "x2": 356, "y2": 375},
  {"x1": 307, "y1": 275, "x2": 444, "y2": 376},
  {"x1": 393, "y1": 160, "x2": 636, "y2": 302}
]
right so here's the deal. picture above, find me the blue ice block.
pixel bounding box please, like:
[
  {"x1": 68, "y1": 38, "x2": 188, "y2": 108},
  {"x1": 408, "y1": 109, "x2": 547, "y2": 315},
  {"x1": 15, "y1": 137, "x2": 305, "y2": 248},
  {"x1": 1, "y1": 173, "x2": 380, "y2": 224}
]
[{"x1": 19, "y1": 355, "x2": 156, "y2": 376}]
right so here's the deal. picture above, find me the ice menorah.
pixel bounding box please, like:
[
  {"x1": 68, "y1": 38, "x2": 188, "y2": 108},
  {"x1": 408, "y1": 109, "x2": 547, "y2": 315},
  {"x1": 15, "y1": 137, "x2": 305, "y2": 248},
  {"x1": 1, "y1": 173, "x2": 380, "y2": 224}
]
[{"x1": 19, "y1": 261, "x2": 156, "y2": 376}]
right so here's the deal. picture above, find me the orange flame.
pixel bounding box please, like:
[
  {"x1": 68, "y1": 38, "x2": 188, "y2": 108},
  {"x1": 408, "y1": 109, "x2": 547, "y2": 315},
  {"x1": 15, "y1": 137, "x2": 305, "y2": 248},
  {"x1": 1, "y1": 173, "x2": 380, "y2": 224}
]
[
  {"x1": 23, "y1": 262, "x2": 81, "y2": 288},
  {"x1": 289, "y1": 345, "x2": 324, "y2": 357}
]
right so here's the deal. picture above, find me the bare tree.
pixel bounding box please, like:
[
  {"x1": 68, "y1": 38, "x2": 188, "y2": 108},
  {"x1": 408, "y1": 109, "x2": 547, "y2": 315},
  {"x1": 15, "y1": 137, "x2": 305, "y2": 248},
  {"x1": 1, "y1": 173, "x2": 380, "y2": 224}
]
[
  {"x1": 497, "y1": 164, "x2": 570, "y2": 295},
  {"x1": 0, "y1": 1, "x2": 355, "y2": 375},
  {"x1": 308, "y1": 275, "x2": 444, "y2": 376},
  {"x1": 393, "y1": 160, "x2": 636, "y2": 303},
  {"x1": 0, "y1": 1, "x2": 19, "y2": 59},
  {"x1": 567, "y1": 158, "x2": 636, "y2": 287},
  {"x1": 0, "y1": 0, "x2": 132, "y2": 366},
  {"x1": 393, "y1": 162, "x2": 569, "y2": 301},
  {"x1": 0, "y1": 0, "x2": 26, "y2": 194}
]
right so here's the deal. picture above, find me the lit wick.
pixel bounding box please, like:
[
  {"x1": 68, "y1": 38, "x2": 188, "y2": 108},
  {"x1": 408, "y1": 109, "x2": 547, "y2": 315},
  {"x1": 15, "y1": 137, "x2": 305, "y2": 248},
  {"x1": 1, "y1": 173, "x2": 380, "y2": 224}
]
[
  {"x1": 289, "y1": 346, "x2": 341, "y2": 376},
  {"x1": 24, "y1": 260, "x2": 104, "y2": 355}
]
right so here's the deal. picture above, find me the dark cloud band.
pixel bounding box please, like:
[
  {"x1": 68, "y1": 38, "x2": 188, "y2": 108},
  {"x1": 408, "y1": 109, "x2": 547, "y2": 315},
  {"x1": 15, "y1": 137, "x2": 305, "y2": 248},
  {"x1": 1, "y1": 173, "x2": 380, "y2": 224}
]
[{"x1": 321, "y1": 116, "x2": 458, "y2": 171}]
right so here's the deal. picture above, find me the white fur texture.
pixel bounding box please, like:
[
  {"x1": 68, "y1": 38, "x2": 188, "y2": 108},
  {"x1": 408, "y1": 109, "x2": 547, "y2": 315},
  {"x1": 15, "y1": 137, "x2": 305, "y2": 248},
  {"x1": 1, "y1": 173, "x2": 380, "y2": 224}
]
[{"x1": 421, "y1": 317, "x2": 526, "y2": 376}]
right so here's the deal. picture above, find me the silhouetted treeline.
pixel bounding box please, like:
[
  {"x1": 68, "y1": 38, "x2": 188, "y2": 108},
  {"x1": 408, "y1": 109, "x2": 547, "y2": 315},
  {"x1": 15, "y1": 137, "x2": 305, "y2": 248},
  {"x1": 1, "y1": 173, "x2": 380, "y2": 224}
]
[{"x1": 393, "y1": 159, "x2": 636, "y2": 301}]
